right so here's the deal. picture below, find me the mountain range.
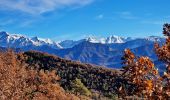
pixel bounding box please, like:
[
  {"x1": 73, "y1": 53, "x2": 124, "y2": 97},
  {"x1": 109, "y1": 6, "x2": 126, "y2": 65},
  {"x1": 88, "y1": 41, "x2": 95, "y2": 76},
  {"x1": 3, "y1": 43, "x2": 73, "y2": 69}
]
[{"x1": 0, "y1": 31, "x2": 166, "y2": 72}]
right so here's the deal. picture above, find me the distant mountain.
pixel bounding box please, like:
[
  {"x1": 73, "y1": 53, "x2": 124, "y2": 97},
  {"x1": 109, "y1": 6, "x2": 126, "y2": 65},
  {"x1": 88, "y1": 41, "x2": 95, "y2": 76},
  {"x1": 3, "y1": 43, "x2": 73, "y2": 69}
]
[
  {"x1": 0, "y1": 31, "x2": 166, "y2": 70},
  {"x1": 85, "y1": 35, "x2": 133, "y2": 44},
  {"x1": 55, "y1": 41, "x2": 161, "y2": 68},
  {"x1": 56, "y1": 41, "x2": 115, "y2": 67},
  {"x1": 0, "y1": 31, "x2": 62, "y2": 49},
  {"x1": 59, "y1": 39, "x2": 85, "y2": 48},
  {"x1": 59, "y1": 35, "x2": 134, "y2": 48},
  {"x1": 59, "y1": 35, "x2": 164, "y2": 49},
  {"x1": 55, "y1": 37, "x2": 165, "y2": 71}
]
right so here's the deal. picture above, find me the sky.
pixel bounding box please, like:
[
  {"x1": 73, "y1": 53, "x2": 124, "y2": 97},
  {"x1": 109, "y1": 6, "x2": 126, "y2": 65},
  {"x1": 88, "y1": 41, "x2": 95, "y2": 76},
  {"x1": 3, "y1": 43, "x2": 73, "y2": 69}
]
[{"x1": 0, "y1": 0, "x2": 170, "y2": 41}]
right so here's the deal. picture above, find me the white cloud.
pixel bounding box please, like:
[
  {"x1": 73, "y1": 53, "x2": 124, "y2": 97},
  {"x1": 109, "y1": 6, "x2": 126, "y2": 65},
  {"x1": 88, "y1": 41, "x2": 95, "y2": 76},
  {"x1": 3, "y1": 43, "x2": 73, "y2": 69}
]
[{"x1": 0, "y1": 0, "x2": 94, "y2": 14}]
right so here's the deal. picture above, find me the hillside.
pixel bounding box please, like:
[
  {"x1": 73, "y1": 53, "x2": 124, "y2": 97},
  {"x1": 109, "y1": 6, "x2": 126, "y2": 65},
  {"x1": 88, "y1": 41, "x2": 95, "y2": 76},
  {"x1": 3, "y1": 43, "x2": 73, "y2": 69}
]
[
  {"x1": 17, "y1": 51, "x2": 120, "y2": 98},
  {"x1": 0, "y1": 50, "x2": 80, "y2": 100}
]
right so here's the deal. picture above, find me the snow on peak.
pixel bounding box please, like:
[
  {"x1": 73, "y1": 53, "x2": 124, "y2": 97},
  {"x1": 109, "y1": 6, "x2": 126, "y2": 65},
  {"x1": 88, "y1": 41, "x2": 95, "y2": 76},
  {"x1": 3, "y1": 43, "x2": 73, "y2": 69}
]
[
  {"x1": 145, "y1": 36, "x2": 165, "y2": 42},
  {"x1": 0, "y1": 31, "x2": 165, "y2": 50},
  {"x1": 86, "y1": 36, "x2": 99, "y2": 43},
  {"x1": 106, "y1": 35, "x2": 125, "y2": 43},
  {"x1": 85, "y1": 35, "x2": 132, "y2": 44},
  {"x1": 0, "y1": 31, "x2": 62, "y2": 49},
  {"x1": 44, "y1": 38, "x2": 53, "y2": 44}
]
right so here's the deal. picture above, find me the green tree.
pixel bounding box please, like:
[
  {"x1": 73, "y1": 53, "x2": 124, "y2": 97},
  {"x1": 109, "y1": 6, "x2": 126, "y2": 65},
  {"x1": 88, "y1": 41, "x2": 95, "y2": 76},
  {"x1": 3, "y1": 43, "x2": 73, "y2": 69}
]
[{"x1": 70, "y1": 78, "x2": 92, "y2": 96}]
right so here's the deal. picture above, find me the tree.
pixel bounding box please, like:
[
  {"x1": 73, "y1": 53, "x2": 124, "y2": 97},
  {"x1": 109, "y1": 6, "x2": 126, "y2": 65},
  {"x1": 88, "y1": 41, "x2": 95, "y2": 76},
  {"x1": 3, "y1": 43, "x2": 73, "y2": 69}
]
[
  {"x1": 121, "y1": 49, "x2": 159, "y2": 98},
  {"x1": 0, "y1": 50, "x2": 79, "y2": 100},
  {"x1": 155, "y1": 23, "x2": 170, "y2": 98},
  {"x1": 70, "y1": 78, "x2": 92, "y2": 96}
]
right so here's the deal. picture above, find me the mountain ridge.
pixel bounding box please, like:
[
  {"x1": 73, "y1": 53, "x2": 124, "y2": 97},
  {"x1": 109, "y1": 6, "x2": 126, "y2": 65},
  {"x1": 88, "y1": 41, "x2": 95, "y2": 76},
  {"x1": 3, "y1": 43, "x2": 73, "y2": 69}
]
[
  {"x1": 0, "y1": 31, "x2": 166, "y2": 70},
  {"x1": 0, "y1": 31, "x2": 165, "y2": 49}
]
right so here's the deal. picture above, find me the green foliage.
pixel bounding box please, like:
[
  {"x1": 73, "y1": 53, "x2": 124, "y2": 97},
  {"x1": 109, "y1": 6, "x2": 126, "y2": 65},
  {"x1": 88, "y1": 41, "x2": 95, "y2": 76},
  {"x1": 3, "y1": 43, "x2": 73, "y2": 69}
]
[{"x1": 70, "y1": 78, "x2": 92, "y2": 96}]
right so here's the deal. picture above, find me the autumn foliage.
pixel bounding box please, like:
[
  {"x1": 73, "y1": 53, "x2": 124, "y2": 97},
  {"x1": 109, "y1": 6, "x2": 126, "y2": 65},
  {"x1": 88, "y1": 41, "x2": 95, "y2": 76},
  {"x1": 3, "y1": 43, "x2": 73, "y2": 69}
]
[
  {"x1": 121, "y1": 49, "x2": 159, "y2": 98},
  {"x1": 119, "y1": 23, "x2": 170, "y2": 99},
  {"x1": 155, "y1": 23, "x2": 170, "y2": 98},
  {"x1": 0, "y1": 50, "x2": 79, "y2": 100}
]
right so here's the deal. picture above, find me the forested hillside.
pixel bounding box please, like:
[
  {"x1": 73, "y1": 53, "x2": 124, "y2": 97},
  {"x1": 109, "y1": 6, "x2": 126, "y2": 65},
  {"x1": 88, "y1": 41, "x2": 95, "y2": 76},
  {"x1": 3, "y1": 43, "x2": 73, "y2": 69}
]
[{"x1": 17, "y1": 51, "x2": 120, "y2": 99}]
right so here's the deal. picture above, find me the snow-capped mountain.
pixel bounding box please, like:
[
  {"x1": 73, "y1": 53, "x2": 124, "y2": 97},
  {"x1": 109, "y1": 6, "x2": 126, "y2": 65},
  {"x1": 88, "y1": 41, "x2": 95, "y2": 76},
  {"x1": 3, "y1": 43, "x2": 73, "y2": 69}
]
[
  {"x1": 55, "y1": 37, "x2": 165, "y2": 70},
  {"x1": 0, "y1": 31, "x2": 165, "y2": 50},
  {"x1": 145, "y1": 36, "x2": 165, "y2": 42},
  {"x1": 85, "y1": 35, "x2": 165, "y2": 44},
  {"x1": 105, "y1": 35, "x2": 133, "y2": 43},
  {"x1": 85, "y1": 35, "x2": 134, "y2": 44},
  {"x1": 59, "y1": 35, "x2": 134, "y2": 48},
  {"x1": 0, "y1": 31, "x2": 166, "y2": 71},
  {"x1": 0, "y1": 31, "x2": 62, "y2": 49},
  {"x1": 55, "y1": 35, "x2": 165, "y2": 70}
]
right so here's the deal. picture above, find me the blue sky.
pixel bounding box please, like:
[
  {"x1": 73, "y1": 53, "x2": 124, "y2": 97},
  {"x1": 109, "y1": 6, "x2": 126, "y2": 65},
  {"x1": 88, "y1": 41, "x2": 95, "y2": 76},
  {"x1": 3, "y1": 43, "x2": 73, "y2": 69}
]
[{"x1": 0, "y1": 0, "x2": 170, "y2": 41}]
